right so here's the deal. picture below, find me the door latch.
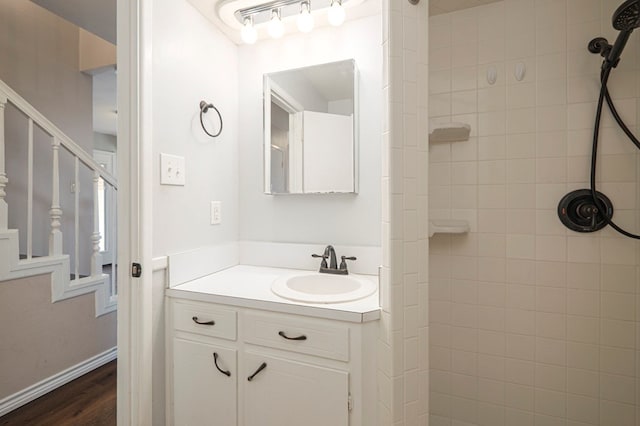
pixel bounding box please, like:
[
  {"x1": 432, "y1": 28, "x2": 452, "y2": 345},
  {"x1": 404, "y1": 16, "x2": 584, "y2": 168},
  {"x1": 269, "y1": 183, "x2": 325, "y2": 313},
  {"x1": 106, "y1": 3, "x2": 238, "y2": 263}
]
[{"x1": 131, "y1": 262, "x2": 142, "y2": 278}]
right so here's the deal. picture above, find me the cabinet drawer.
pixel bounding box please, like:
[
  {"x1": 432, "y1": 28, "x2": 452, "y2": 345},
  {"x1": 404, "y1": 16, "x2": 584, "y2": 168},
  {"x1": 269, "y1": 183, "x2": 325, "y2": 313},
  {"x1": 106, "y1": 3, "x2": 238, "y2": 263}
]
[
  {"x1": 172, "y1": 300, "x2": 236, "y2": 340},
  {"x1": 243, "y1": 312, "x2": 349, "y2": 361}
]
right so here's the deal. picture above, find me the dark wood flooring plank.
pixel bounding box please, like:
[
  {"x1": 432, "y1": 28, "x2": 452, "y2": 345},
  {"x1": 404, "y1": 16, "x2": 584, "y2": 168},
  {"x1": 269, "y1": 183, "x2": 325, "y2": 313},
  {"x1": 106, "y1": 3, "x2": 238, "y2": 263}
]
[{"x1": 0, "y1": 360, "x2": 116, "y2": 426}]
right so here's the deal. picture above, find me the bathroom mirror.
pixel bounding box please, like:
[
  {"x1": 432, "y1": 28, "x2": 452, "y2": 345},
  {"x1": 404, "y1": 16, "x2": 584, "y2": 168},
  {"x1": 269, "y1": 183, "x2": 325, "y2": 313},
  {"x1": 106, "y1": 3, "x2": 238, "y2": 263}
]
[{"x1": 263, "y1": 59, "x2": 358, "y2": 194}]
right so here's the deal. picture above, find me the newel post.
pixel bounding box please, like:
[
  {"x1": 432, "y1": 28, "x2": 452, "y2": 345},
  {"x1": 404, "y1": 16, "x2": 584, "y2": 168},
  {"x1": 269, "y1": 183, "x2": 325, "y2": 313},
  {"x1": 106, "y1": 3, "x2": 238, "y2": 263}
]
[
  {"x1": 49, "y1": 137, "x2": 63, "y2": 255},
  {"x1": 0, "y1": 92, "x2": 8, "y2": 230},
  {"x1": 91, "y1": 170, "x2": 102, "y2": 275}
]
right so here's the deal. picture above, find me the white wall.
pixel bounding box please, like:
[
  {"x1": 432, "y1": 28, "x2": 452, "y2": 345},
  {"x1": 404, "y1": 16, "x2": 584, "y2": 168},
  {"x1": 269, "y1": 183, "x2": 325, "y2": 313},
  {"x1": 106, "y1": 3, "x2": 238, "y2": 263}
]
[
  {"x1": 238, "y1": 15, "x2": 382, "y2": 247},
  {"x1": 149, "y1": 5, "x2": 239, "y2": 423},
  {"x1": 151, "y1": 0, "x2": 239, "y2": 257},
  {"x1": 270, "y1": 72, "x2": 328, "y2": 112},
  {"x1": 428, "y1": 1, "x2": 640, "y2": 425}
]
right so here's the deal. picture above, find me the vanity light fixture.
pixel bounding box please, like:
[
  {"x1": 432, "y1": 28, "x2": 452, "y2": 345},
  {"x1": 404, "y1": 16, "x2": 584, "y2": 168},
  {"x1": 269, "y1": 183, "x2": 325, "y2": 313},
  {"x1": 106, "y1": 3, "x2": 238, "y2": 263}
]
[
  {"x1": 327, "y1": 0, "x2": 346, "y2": 26},
  {"x1": 233, "y1": 0, "x2": 360, "y2": 43},
  {"x1": 297, "y1": 1, "x2": 314, "y2": 33},
  {"x1": 267, "y1": 9, "x2": 285, "y2": 38},
  {"x1": 240, "y1": 16, "x2": 258, "y2": 44}
]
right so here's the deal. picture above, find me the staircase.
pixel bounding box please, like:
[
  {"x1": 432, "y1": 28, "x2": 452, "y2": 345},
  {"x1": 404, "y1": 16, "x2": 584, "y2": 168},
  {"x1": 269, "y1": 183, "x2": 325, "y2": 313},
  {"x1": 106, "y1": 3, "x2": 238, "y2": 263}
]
[{"x1": 0, "y1": 78, "x2": 117, "y2": 317}]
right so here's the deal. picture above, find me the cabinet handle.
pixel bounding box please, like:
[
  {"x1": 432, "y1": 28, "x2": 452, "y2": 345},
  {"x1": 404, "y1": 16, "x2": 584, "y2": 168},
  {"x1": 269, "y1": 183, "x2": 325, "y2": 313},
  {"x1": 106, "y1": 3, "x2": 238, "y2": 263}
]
[
  {"x1": 278, "y1": 331, "x2": 307, "y2": 341},
  {"x1": 213, "y1": 352, "x2": 231, "y2": 377},
  {"x1": 192, "y1": 316, "x2": 215, "y2": 326},
  {"x1": 247, "y1": 362, "x2": 267, "y2": 381}
]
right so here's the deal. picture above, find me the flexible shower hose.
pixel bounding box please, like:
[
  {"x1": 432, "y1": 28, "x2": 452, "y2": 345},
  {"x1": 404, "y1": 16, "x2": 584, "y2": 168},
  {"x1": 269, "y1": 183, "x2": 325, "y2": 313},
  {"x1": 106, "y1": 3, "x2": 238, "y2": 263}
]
[{"x1": 590, "y1": 65, "x2": 640, "y2": 238}]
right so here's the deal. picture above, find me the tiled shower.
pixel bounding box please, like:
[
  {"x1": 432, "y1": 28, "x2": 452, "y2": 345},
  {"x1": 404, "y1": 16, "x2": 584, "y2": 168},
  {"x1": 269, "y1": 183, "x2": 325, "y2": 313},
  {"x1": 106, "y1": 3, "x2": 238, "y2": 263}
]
[{"x1": 427, "y1": 0, "x2": 640, "y2": 425}]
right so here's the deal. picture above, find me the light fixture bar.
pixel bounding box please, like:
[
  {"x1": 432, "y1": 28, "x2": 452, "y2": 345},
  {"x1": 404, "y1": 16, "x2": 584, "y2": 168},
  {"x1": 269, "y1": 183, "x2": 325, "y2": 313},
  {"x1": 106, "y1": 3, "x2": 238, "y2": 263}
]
[
  {"x1": 235, "y1": 0, "x2": 353, "y2": 24},
  {"x1": 238, "y1": 0, "x2": 302, "y2": 18}
]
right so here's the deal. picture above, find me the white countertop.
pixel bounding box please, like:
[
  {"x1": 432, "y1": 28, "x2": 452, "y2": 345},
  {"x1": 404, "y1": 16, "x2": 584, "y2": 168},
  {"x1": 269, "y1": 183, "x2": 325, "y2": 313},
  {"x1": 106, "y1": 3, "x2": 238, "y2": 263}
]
[{"x1": 166, "y1": 265, "x2": 381, "y2": 323}]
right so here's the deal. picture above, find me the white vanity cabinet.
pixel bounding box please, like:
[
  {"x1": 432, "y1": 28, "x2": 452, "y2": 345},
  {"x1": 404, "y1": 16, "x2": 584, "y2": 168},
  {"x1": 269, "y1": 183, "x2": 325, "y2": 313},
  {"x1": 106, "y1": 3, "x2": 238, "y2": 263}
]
[
  {"x1": 173, "y1": 339, "x2": 237, "y2": 426},
  {"x1": 243, "y1": 352, "x2": 349, "y2": 426},
  {"x1": 166, "y1": 298, "x2": 377, "y2": 426}
]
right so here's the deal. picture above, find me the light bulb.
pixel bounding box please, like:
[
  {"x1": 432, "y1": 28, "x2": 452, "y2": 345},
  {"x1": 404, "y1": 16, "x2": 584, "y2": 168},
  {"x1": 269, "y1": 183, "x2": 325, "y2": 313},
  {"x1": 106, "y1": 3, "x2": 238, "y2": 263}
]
[
  {"x1": 267, "y1": 9, "x2": 285, "y2": 39},
  {"x1": 327, "y1": 0, "x2": 345, "y2": 26},
  {"x1": 297, "y1": 1, "x2": 314, "y2": 33},
  {"x1": 240, "y1": 16, "x2": 257, "y2": 44}
]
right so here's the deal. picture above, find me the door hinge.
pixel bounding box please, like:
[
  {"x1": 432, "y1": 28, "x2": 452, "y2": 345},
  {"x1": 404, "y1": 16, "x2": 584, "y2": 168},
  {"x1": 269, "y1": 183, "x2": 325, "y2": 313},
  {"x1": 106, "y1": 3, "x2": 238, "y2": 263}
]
[
  {"x1": 131, "y1": 262, "x2": 142, "y2": 278},
  {"x1": 348, "y1": 394, "x2": 353, "y2": 412}
]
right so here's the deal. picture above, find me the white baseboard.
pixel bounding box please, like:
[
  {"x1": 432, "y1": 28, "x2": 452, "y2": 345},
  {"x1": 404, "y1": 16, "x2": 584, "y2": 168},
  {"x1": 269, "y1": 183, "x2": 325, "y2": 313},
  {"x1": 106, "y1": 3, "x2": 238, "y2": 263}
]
[{"x1": 0, "y1": 346, "x2": 117, "y2": 417}]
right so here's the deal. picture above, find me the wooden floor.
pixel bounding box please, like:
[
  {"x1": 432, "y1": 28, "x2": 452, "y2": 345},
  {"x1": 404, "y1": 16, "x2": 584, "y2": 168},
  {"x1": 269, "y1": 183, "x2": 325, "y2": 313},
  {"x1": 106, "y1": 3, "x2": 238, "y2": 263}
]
[{"x1": 0, "y1": 361, "x2": 116, "y2": 426}]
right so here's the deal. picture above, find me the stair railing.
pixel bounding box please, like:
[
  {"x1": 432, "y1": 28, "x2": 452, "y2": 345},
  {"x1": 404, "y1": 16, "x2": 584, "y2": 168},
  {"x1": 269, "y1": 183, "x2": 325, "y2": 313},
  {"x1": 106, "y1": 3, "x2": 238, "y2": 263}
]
[{"x1": 0, "y1": 78, "x2": 117, "y2": 290}]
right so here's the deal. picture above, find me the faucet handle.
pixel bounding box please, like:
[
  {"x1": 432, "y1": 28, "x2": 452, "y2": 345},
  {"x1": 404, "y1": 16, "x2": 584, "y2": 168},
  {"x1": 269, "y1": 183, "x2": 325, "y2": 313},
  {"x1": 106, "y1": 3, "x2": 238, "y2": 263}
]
[
  {"x1": 312, "y1": 253, "x2": 329, "y2": 269},
  {"x1": 339, "y1": 256, "x2": 357, "y2": 272}
]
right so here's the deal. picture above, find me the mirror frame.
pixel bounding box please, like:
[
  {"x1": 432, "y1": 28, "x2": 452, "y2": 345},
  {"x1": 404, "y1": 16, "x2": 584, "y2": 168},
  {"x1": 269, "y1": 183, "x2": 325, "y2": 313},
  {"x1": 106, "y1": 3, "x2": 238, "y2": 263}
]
[{"x1": 263, "y1": 59, "x2": 359, "y2": 195}]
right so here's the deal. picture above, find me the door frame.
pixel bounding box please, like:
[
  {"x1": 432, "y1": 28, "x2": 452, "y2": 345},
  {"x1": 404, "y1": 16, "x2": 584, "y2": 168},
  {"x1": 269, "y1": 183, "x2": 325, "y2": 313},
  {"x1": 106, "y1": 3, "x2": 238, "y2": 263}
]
[{"x1": 117, "y1": 0, "x2": 154, "y2": 423}]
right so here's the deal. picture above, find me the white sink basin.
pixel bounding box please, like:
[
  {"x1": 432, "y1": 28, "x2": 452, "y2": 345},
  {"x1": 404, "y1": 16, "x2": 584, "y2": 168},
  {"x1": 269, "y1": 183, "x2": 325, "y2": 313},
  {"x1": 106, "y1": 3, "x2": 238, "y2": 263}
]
[{"x1": 271, "y1": 272, "x2": 377, "y2": 304}]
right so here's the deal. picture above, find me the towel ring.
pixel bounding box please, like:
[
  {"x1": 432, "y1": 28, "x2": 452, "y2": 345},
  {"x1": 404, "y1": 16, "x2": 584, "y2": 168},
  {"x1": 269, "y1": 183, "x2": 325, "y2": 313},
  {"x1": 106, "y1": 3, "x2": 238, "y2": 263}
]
[{"x1": 199, "y1": 100, "x2": 223, "y2": 138}]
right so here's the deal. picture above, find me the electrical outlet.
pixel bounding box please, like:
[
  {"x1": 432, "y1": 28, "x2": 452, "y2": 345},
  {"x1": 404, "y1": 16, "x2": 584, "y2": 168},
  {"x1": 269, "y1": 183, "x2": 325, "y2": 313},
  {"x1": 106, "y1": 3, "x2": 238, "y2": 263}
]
[
  {"x1": 211, "y1": 201, "x2": 222, "y2": 225},
  {"x1": 160, "y1": 153, "x2": 186, "y2": 186}
]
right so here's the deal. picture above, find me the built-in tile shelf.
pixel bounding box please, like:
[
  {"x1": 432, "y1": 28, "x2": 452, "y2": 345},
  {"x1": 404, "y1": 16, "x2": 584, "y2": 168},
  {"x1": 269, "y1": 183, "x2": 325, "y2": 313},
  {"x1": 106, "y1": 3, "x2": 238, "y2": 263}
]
[
  {"x1": 428, "y1": 219, "x2": 470, "y2": 237},
  {"x1": 429, "y1": 122, "x2": 471, "y2": 143}
]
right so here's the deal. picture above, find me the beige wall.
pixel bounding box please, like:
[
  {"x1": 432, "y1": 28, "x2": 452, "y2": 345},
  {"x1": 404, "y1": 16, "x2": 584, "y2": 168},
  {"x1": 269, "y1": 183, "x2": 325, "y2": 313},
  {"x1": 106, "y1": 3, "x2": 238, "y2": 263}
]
[
  {"x1": 1, "y1": 0, "x2": 95, "y2": 273},
  {"x1": 0, "y1": 274, "x2": 116, "y2": 399},
  {"x1": 0, "y1": 0, "x2": 116, "y2": 404},
  {"x1": 0, "y1": 0, "x2": 93, "y2": 147}
]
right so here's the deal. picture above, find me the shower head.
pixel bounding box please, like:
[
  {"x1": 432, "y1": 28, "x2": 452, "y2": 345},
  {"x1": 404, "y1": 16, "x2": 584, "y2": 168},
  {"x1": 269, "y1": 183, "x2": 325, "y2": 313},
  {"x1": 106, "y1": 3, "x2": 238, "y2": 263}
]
[
  {"x1": 613, "y1": 0, "x2": 640, "y2": 31},
  {"x1": 603, "y1": 0, "x2": 640, "y2": 68}
]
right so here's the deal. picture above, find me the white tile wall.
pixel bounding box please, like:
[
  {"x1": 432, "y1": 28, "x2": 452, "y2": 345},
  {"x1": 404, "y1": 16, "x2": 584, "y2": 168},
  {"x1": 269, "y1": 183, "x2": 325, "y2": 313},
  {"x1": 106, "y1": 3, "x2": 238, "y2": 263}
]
[
  {"x1": 381, "y1": 0, "x2": 429, "y2": 424},
  {"x1": 428, "y1": 1, "x2": 640, "y2": 425}
]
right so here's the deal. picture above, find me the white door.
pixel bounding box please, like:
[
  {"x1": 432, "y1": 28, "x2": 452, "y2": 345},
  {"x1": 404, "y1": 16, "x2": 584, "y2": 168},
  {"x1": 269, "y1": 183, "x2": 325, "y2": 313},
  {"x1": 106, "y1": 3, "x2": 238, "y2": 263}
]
[
  {"x1": 243, "y1": 352, "x2": 349, "y2": 426},
  {"x1": 173, "y1": 339, "x2": 237, "y2": 426}
]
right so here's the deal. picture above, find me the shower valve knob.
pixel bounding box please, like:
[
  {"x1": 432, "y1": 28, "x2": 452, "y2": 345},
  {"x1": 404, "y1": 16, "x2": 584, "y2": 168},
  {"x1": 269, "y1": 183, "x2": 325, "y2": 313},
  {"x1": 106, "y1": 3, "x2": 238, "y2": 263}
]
[{"x1": 558, "y1": 189, "x2": 613, "y2": 233}]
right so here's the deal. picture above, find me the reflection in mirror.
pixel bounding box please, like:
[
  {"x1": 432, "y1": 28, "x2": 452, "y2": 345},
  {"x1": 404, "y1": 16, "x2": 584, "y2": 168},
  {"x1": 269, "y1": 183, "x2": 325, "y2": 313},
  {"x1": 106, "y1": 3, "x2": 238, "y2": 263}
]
[{"x1": 264, "y1": 59, "x2": 358, "y2": 194}]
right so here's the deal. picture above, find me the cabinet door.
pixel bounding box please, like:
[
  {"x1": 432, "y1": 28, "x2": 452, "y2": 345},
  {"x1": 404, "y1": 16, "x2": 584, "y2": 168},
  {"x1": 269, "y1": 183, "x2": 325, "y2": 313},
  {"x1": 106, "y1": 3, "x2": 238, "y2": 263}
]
[
  {"x1": 243, "y1": 352, "x2": 349, "y2": 426},
  {"x1": 173, "y1": 338, "x2": 237, "y2": 426}
]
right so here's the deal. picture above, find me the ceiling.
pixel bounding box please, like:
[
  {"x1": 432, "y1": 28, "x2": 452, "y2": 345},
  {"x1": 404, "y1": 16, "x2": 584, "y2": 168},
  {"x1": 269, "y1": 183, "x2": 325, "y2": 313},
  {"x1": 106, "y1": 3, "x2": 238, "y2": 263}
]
[
  {"x1": 31, "y1": 0, "x2": 116, "y2": 44},
  {"x1": 189, "y1": 0, "x2": 381, "y2": 45},
  {"x1": 30, "y1": 0, "x2": 504, "y2": 45},
  {"x1": 28, "y1": 0, "x2": 501, "y2": 137},
  {"x1": 429, "y1": 0, "x2": 503, "y2": 15}
]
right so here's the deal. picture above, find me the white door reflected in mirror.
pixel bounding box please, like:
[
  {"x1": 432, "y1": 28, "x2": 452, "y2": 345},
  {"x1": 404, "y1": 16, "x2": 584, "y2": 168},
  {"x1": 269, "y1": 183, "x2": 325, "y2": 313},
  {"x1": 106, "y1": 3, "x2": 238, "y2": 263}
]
[{"x1": 263, "y1": 59, "x2": 358, "y2": 194}]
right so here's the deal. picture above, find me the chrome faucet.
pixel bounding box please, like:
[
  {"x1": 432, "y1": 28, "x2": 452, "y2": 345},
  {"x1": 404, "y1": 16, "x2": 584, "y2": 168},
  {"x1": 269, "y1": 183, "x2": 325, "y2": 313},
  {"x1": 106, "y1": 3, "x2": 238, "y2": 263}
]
[{"x1": 312, "y1": 245, "x2": 357, "y2": 275}]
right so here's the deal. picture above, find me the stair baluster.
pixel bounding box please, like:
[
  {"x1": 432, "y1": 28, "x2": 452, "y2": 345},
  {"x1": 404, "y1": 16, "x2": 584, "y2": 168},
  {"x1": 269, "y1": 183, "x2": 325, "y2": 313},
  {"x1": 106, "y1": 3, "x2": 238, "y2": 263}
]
[
  {"x1": 0, "y1": 92, "x2": 7, "y2": 231},
  {"x1": 49, "y1": 137, "x2": 63, "y2": 256},
  {"x1": 26, "y1": 118, "x2": 33, "y2": 259},
  {"x1": 91, "y1": 170, "x2": 102, "y2": 276}
]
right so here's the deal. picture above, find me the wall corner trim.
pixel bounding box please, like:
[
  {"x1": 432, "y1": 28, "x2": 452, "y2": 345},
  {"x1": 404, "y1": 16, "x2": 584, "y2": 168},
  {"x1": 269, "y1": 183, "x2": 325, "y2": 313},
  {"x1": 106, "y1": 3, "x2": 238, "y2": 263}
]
[{"x1": 0, "y1": 346, "x2": 117, "y2": 417}]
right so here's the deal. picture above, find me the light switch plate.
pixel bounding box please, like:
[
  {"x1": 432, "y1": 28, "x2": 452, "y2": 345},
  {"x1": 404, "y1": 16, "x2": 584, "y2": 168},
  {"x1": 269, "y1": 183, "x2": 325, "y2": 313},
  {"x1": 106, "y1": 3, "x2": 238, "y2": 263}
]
[{"x1": 160, "y1": 153, "x2": 185, "y2": 185}]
